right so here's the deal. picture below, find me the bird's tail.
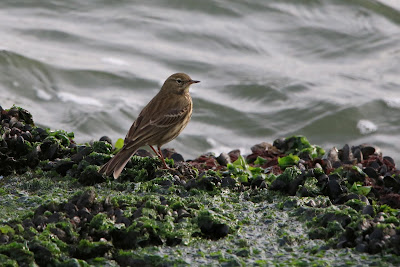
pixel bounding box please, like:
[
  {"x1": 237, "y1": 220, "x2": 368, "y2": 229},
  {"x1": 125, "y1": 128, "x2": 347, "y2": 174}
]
[{"x1": 99, "y1": 145, "x2": 139, "y2": 179}]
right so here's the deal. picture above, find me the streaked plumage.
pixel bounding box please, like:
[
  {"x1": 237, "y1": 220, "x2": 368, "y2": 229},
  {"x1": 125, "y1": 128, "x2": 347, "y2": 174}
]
[{"x1": 99, "y1": 73, "x2": 199, "y2": 179}]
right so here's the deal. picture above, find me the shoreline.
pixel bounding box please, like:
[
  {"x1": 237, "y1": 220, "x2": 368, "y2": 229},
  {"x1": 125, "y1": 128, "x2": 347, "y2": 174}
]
[{"x1": 1, "y1": 105, "x2": 399, "y2": 266}]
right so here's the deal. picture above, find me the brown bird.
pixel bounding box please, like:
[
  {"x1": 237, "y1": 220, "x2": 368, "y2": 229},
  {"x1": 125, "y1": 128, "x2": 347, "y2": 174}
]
[{"x1": 99, "y1": 73, "x2": 199, "y2": 179}]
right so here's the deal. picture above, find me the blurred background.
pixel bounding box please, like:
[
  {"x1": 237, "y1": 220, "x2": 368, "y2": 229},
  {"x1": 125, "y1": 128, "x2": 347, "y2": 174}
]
[{"x1": 1, "y1": 0, "x2": 399, "y2": 160}]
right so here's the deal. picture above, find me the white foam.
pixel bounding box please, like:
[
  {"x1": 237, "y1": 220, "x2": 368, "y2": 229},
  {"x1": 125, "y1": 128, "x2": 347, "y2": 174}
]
[
  {"x1": 35, "y1": 87, "x2": 52, "y2": 100},
  {"x1": 57, "y1": 92, "x2": 102, "y2": 107},
  {"x1": 101, "y1": 57, "x2": 129, "y2": 66},
  {"x1": 357, "y1": 120, "x2": 377, "y2": 135},
  {"x1": 384, "y1": 98, "x2": 400, "y2": 109}
]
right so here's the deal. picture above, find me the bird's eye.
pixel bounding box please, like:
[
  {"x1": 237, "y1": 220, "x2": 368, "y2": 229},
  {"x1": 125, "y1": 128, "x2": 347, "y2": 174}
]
[{"x1": 176, "y1": 78, "x2": 183, "y2": 84}]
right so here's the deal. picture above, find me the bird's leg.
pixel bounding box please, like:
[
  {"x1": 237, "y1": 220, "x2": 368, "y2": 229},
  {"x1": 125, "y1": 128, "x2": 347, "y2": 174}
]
[
  {"x1": 149, "y1": 145, "x2": 162, "y2": 157},
  {"x1": 158, "y1": 146, "x2": 171, "y2": 169}
]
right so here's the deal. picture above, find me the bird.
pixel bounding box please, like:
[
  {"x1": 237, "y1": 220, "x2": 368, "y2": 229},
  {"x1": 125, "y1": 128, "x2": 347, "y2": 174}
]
[{"x1": 99, "y1": 73, "x2": 200, "y2": 179}]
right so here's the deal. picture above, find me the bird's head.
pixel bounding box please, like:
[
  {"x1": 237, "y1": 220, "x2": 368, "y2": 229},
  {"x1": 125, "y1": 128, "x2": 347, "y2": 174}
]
[{"x1": 162, "y1": 73, "x2": 200, "y2": 95}]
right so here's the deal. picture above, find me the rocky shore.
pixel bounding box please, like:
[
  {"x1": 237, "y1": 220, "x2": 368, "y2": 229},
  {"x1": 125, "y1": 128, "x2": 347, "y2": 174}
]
[{"x1": 1, "y1": 105, "x2": 400, "y2": 266}]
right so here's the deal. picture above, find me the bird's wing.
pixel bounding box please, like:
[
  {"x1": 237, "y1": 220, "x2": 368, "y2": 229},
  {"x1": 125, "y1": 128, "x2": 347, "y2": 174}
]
[
  {"x1": 123, "y1": 105, "x2": 190, "y2": 150},
  {"x1": 147, "y1": 106, "x2": 190, "y2": 128}
]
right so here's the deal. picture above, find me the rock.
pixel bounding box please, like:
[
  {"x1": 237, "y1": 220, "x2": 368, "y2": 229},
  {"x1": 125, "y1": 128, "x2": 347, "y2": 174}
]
[
  {"x1": 228, "y1": 149, "x2": 241, "y2": 163},
  {"x1": 369, "y1": 239, "x2": 384, "y2": 254},
  {"x1": 251, "y1": 176, "x2": 265, "y2": 189},
  {"x1": 353, "y1": 148, "x2": 363, "y2": 163},
  {"x1": 200, "y1": 223, "x2": 229, "y2": 239},
  {"x1": 379, "y1": 164, "x2": 388, "y2": 176},
  {"x1": 99, "y1": 136, "x2": 112, "y2": 145},
  {"x1": 355, "y1": 243, "x2": 368, "y2": 253},
  {"x1": 55, "y1": 160, "x2": 75, "y2": 176},
  {"x1": 364, "y1": 167, "x2": 378, "y2": 179},
  {"x1": 76, "y1": 189, "x2": 96, "y2": 209},
  {"x1": 251, "y1": 142, "x2": 270, "y2": 154},
  {"x1": 50, "y1": 227, "x2": 67, "y2": 241},
  {"x1": 369, "y1": 161, "x2": 380, "y2": 170},
  {"x1": 216, "y1": 152, "x2": 231, "y2": 166},
  {"x1": 340, "y1": 144, "x2": 354, "y2": 163},
  {"x1": 134, "y1": 149, "x2": 153, "y2": 158},
  {"x1": 77, "y1": 207, "x2": 93, "y2": 222},
  {"x1": 171, "y1": 152, "x2": 184, "y2": 163},
  {"x1": 383, "y1": 156, "x2": 395, "y2": 167},
  {"x1": 361, "y1": 145, "x2": 380, "y2": 159},
  {"x1": 221, "y1": 177, "x2": 236, "y2": 188},
  {"x1": 178, "y1": 209, "x2": 190, "y2": 219},
  {"x1": 326, "y1": 179, "x2": 344, "y2": 201},
  {"x1": 161, "y1": 148, "x2": 184, "y2": 162},
  {"x1": 64, "y1": 202, "x2": 78, "y2": 217},
  {"x1": 325, "y1": 147, "x2": 339, "y2": 162},
  {"x1": 383, "y1": 176, "x2": 400, "y2": 191},
  {"x1": 0, "y1": 234, "x2": 9, "y2": 244},
  {"x1": 40, "y1": 140, "x2": 59, "y2": 160},
  {"x1": 273, "y1": 138, "x2": 286, "y2": 151},
  {"x1": 362, "y1": 205, "x2": 375, "y2": 217}
]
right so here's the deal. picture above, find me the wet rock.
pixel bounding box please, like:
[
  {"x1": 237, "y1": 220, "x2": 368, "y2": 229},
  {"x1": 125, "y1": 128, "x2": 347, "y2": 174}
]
[
  {"x1": 380, "y1": 193, "x2": 400, "y2": 208},
  {"x1": 364, "y1": 167, "x2": 378, "y2": 179},
  {"x1": 29, "y1": 243, "x2": 53, "y2": 266},
  {"x1": 362, "y1": 205, "x2": 375, "y2": 217},
  {"x1": 50, "y1": 227, "x2": 67, "y2": 242},
  {"x1": 76, "y1": 189, "x2": 96, "y2": 209},
  {"x1": 134, "y1": 149, "x2": 153, "y2": 158},
  {"x1": 369, "y1": 161, "x2": 380, "y2": 170},
  {"x1": 326, "y1": 179, "x2": 344, "y2": 200},
  {"x1": 166, "y1": 237, "x2": 182, "y2": 246},
  {"x1": 379, "y1": 164, "x2": 388, "y2": 176},
  {"x1": 335, "y1": 193, "x2": 361, "y2": 205},
  {"x1": 353, "y1": 148, "x2": 363, "y2": 163},
  {"x1": 321, "y1": 213, "x2": 351, "y2": 228},
  {"x1": 325, "y1": 147, "x2": 339, "y2": 162},
  {"x1": 55, "y1": 159, "x2": 75, "y2": 176},
  {"x1": 46, "y1": 212, "x2": 61, "y2": 224},
  {"x1": 178, "y1": 209, "x2": 190, "y2": 219},
  {"x1": 251, "y1": 176, "x2": 266, "y2": 189},
  {"x1": 0, "y1": 234, "x2": 9, "y2": 244},
  {"x1": 21, "y1": 131, "x2": 32, "y2": 142},
  {"x1": 272, "y1": 138, "x2": 286, "y2": 151},
  {"x1": 340, "y1": 144, "x2": 354, "y2": 163},
  {"x1": 33, "y1": 215, "x2": 46, "y2": 230},
  {"x1": 77, "y1": 145, "x2": 93, "y2": 157},
  {"x1": 64, "y1": 202, "x2": 78, "y2": 217},
  {"x1": 162, "y1": 148, "x2": 184, "y2": 162},
  {"x1": 200, "y1": 222, "x2": 229, "y2": 239},
  {"x1": 355, "y1": 243, "x2": 368, "y2": 253},
  {"x1": 358, "y1": 219, "x2": 373, "y2": 232},
  {"x1": 217, "y1": 152, "x2": 231, "y2": 166},
  {"x1": 228, "y1": 149, "x2": 241, "y2": 163},
  {"x1": 383, "y1": 176, "x2": 400, "y2": 191},
  {"x1": 361, "y1": 145, "x2": 380, "y2": 159},
  {"x1": 288, "y1": 177, "x2": 304, "y2": 196},
  {"x1": 221, "y1": 177, "x2": 236, "y2": 188},
  {"x1": 18, "y1": 108, "x2": 34, "y2": 124},
  {"x1": 40, "y1": 140, "x2": 59, "y2": 160},
  {"x1": 99, "y1": 136, "x2": 112, "y2": 145},
  {"x1": 132, "y1": 208, "x2": 142, "y2": 220},
  {"x1": 251, "y1": 142, "x2": 271, "y2": 154},
  {"x1": 77, "y1": 208, "x2": 93, "y2": 222},
  {"x1": 383, "y1": 156, "x2": 395, "y2": 167},
  {"x1": 79, "y1": 165, "x2": 105, "y2": 185},
  {"x1": 332, "y1": 161, "x2": 342, "y2": 169}
]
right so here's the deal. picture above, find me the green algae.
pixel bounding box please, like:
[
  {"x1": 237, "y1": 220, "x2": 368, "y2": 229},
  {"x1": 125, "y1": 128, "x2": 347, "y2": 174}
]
[{"x1": 1, "y1": 105, "x2": 400, "y2": 266}]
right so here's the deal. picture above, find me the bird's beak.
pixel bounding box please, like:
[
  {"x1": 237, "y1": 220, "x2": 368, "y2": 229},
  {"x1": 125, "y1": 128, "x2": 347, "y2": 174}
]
[{"x1": 189, "y1": 80, "x2": 200, "y2": 84}]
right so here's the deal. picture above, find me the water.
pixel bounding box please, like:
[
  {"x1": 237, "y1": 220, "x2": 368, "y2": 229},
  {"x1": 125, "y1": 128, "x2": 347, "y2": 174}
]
[{"x1": 1, "y1": 0, "x2": 400, "y2": 161}]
